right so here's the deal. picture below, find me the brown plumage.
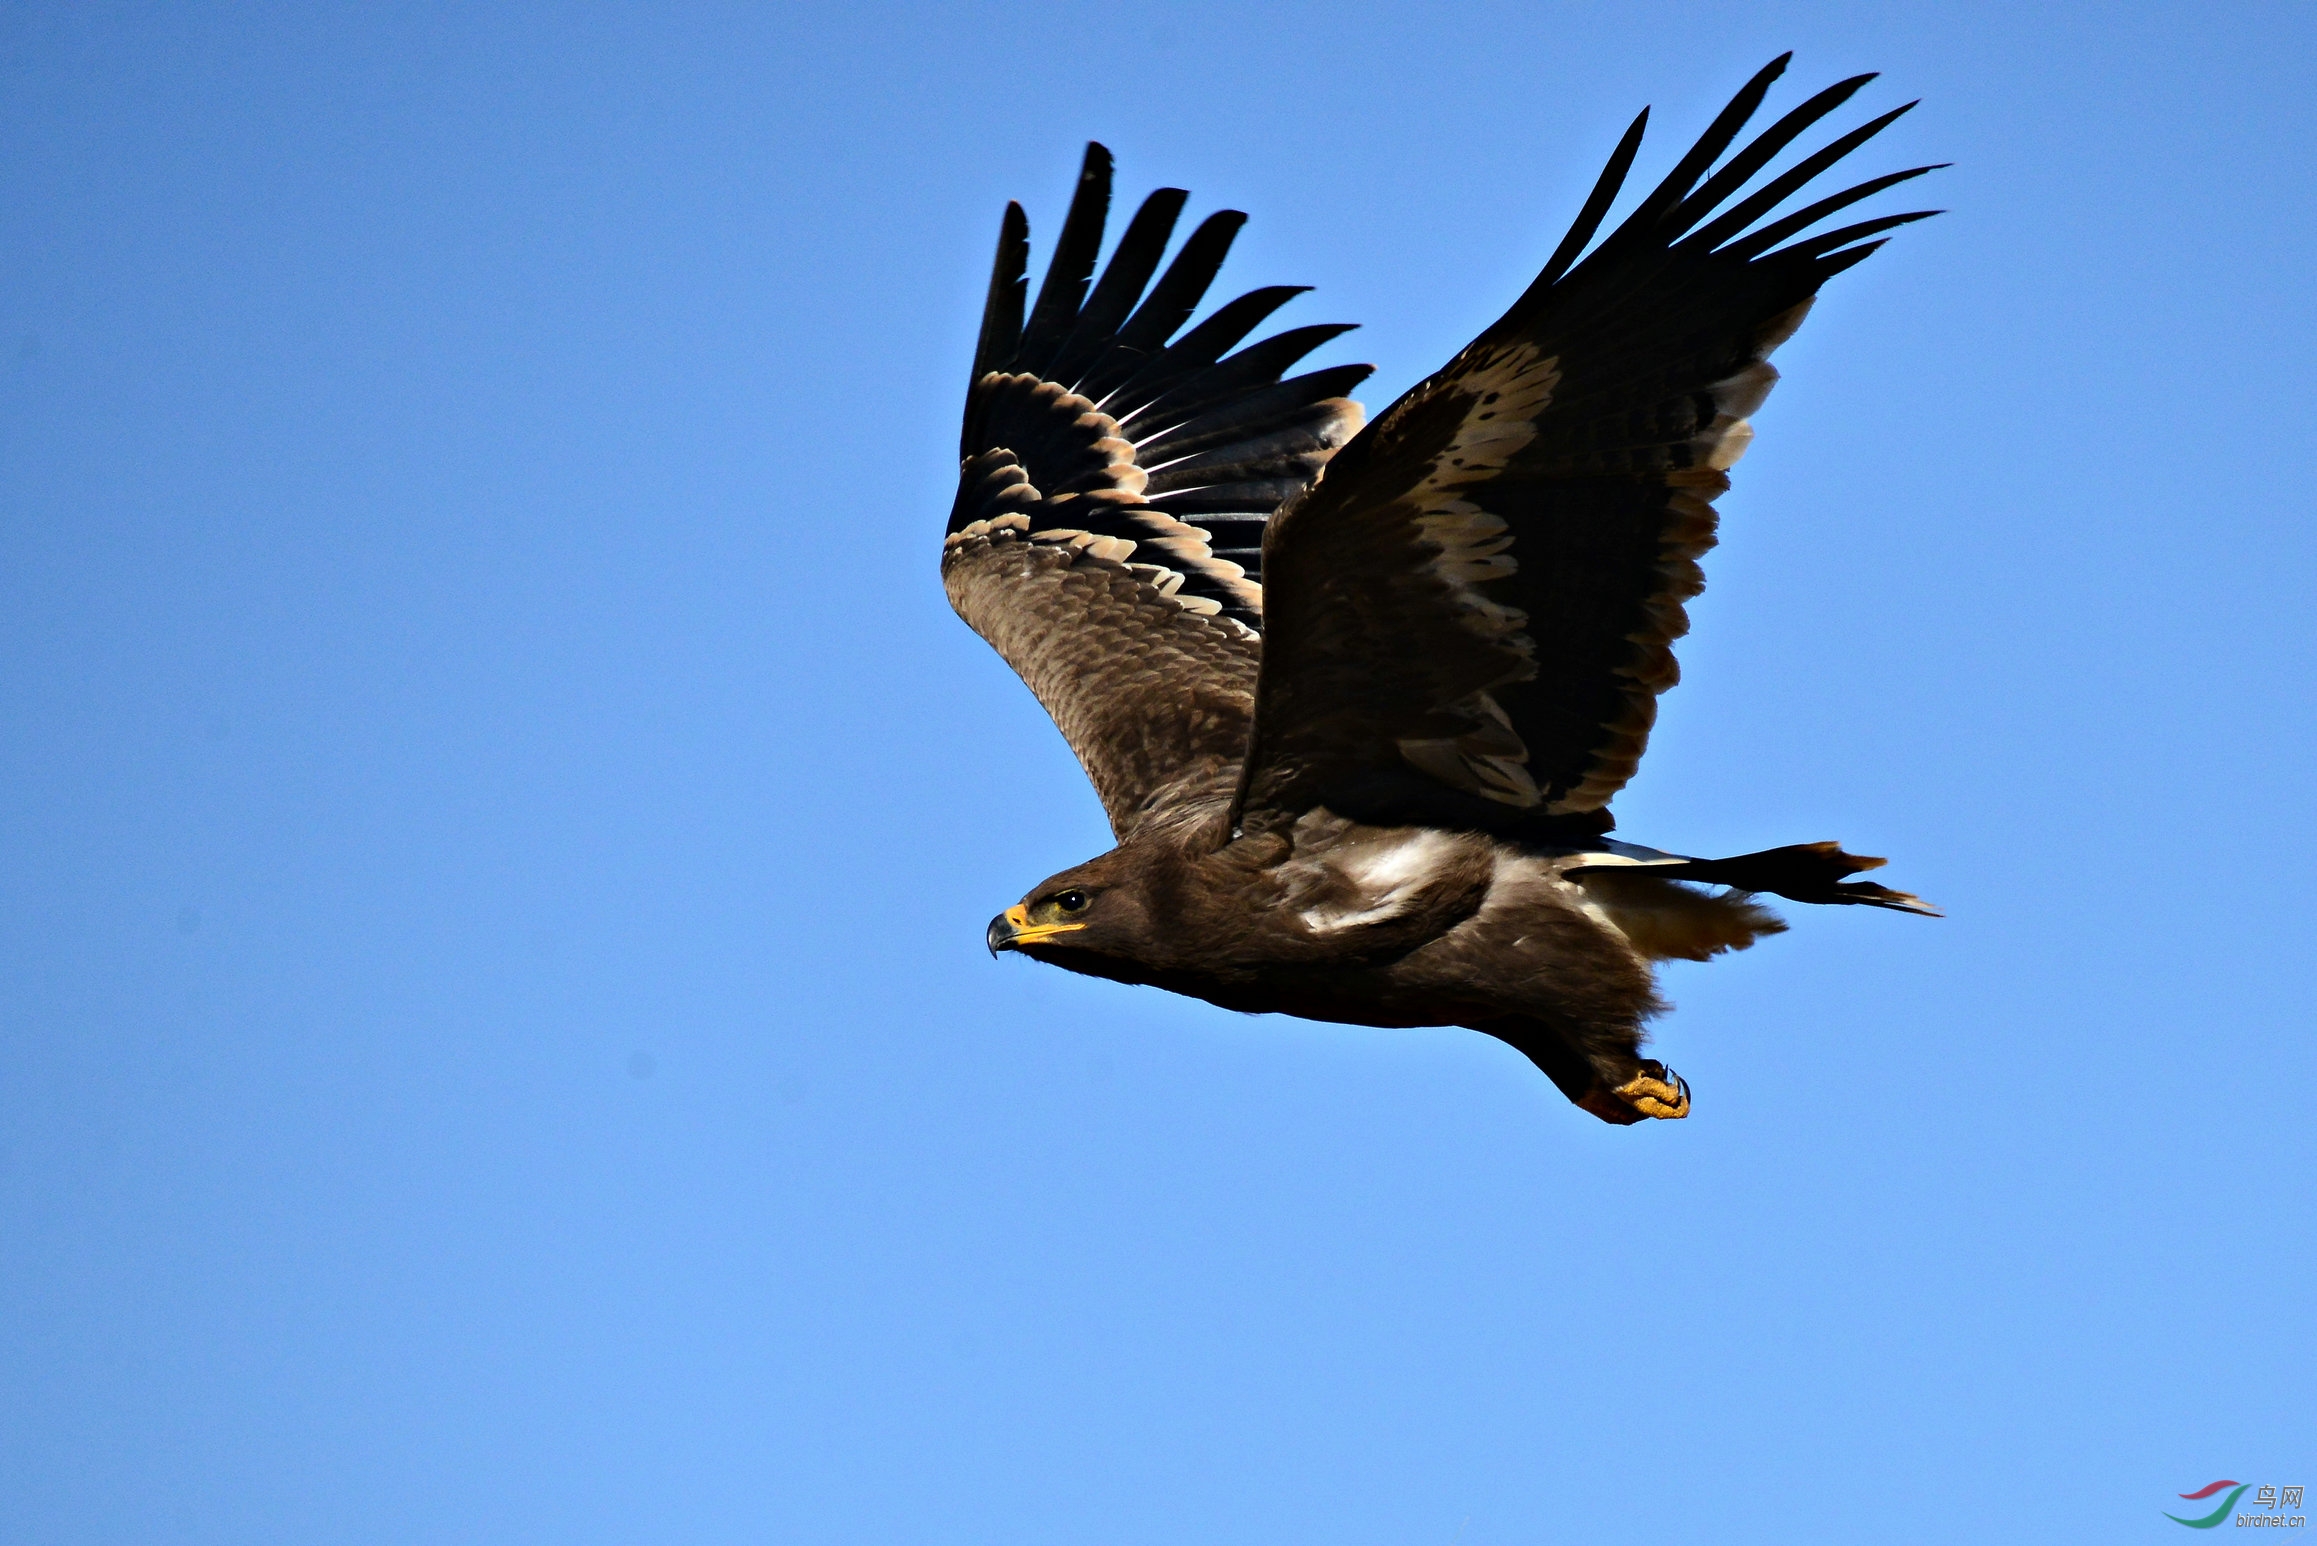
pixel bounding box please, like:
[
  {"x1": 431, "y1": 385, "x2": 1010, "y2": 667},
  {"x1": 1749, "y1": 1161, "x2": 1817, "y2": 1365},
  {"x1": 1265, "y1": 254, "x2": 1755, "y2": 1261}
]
[{"x1": 945, "y1": 57, "x2": 1941, "y2": 1125}]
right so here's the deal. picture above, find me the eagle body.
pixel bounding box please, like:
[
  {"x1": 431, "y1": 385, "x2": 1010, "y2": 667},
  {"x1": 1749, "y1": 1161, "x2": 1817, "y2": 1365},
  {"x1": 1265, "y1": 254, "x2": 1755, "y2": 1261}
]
[
  {"x1": 946, "y1": 58, "x2": 1941, "y2": 1124},
  {"x1": 983, "y1": 817, "x2": 1789, "y2": 1122}
]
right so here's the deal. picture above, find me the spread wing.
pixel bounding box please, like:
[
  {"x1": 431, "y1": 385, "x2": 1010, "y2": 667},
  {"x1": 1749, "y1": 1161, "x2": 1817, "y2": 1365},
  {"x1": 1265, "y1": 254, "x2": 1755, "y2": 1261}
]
[
  {"x1": 1234, "y1": 57, "x2": 1942, "y2": 841},
  {"x1": 945, "y1": 144, "x2": 1370, "y2": 840}
]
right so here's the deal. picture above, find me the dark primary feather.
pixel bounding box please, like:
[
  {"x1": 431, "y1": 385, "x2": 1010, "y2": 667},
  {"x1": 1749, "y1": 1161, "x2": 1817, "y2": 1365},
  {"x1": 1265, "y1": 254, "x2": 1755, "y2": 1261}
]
[
  {"x1": 944, "y1": 144, "x2": 1372, "y2": 839},
  {"x1": 1667, "y1": 72, "x2": 1877, "y2": 227},
  {"x1": 967, "y1": 202, "x2": 1029, "y2": 402},
  {"x1": 1014, "y1": 146, "x2": 1114, "y2": 375},
  {"x1": 1232, "y1": 65, "x2": 1942, "y2": 840},
  {"x1": 1047, "y1": 187, "x2": 1186, "y2": 385},
  {"x1": 1084, "y1": 211, "x2": 1247, "y2": 395}
]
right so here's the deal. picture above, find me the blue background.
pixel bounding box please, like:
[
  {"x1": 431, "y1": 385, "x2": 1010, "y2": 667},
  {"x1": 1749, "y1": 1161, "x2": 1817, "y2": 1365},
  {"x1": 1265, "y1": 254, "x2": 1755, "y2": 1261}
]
[{"x1": 3, "y1": 3, "x2": 2310, "y2": 1541}]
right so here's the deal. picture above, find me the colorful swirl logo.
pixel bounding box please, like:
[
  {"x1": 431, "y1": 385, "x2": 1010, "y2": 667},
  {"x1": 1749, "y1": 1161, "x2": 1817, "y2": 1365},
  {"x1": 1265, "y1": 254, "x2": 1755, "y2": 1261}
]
[{"x1": 2166, "y1": 1480, "x2": 2251, "y2": 1529}]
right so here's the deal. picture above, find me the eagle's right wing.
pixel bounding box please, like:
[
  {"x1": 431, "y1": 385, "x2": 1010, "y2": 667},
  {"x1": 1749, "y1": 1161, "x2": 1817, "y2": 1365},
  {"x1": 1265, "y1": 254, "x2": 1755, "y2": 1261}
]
[
  {"x1": 1233, "y1": 58, "x2": 1941, "y2": 854},
  {"x1": 944, "y1": 145, "x2": 1369, "y2": 842}
]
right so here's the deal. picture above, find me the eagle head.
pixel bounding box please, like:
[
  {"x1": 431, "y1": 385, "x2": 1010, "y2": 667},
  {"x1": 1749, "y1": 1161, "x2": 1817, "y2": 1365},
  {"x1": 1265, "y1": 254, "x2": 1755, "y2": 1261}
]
[{"x1": 984, "y1": 851, "x2": 1164, "y2": 978}]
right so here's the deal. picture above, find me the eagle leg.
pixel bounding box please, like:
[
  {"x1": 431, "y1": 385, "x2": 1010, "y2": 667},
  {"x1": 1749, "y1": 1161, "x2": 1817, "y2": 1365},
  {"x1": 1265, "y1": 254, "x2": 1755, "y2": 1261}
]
[
  {"x1": 1569, "y1": 1058, "x2": 1692, "y2": 1125},
  {"x1": 1470, "y1": 1018, "x2": 1689, "y2": 1126}
]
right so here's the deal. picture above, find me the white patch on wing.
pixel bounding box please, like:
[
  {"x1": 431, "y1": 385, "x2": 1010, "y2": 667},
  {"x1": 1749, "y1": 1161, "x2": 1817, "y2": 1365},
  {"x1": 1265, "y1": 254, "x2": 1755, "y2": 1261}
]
[{"x1": 1296, "y1": 828, "x2": 1467, "y2": 934}]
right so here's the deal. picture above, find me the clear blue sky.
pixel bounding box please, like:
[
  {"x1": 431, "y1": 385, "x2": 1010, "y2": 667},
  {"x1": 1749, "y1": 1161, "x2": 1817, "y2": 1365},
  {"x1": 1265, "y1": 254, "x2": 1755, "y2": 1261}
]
[{"x1": 3, "y1": 4, "x2": 2311, "y2": 1542}]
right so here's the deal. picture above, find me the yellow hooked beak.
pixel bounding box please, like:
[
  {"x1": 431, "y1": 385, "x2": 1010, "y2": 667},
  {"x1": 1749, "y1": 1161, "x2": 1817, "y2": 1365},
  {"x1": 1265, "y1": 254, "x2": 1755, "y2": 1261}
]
[{"x1": 986, "y1": 903, "x2": 1087, "y2": 955}]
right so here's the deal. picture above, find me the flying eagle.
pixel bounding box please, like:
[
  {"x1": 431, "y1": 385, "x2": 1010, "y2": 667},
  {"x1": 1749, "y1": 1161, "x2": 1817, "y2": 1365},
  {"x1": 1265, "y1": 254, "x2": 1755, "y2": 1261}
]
[{"x1": 945, "y1": 56, "x2": 1940, "y2": 1125}]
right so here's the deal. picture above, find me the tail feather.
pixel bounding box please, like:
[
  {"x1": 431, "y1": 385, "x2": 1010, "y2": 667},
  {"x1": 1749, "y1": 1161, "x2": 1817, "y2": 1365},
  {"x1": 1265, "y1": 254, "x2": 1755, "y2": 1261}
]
[
  {"x1": 1674, "y1": 842, "x2": 1940, "y2": 915},
  {"x1": 1570, "y1": 840, "x2": 1939, "y2": 915}
]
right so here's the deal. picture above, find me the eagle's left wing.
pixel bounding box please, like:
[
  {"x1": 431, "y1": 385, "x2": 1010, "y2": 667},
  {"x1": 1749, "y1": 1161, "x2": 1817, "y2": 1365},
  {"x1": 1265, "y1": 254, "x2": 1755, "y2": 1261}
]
[
  {"x1": 945, "y1": 145, "x2": 1370, "y2": 840},
  {"x1": 1234, "y1": 58, "x2": 1941, "y2": 844}
]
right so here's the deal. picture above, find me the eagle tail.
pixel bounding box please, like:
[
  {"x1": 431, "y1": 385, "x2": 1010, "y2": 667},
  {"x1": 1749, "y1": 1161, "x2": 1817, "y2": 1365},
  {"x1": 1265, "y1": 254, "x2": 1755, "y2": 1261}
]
[{"x1": 1669, "y1": 841, "x2": 1940, "y2": 915}]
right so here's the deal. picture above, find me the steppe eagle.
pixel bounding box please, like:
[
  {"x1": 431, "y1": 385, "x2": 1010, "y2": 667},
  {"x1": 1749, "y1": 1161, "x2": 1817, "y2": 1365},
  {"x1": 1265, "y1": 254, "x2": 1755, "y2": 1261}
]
[{"x1": 945, "y1": 56, "x2": 1940, "y2": 1124}]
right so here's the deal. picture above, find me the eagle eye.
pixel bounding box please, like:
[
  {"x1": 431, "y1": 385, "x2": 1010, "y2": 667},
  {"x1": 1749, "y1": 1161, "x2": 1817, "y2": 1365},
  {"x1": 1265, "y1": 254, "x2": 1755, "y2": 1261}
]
[{"x1": 1055, "y1": 889, "x2": 1090, "y2": 914}]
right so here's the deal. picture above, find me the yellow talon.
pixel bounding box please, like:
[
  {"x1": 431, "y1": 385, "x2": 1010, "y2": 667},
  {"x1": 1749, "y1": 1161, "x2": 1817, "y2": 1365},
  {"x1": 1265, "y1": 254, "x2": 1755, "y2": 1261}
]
[{"x1": 1612, "y1": 1069, "x2": 1691, "y2": 1120}]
